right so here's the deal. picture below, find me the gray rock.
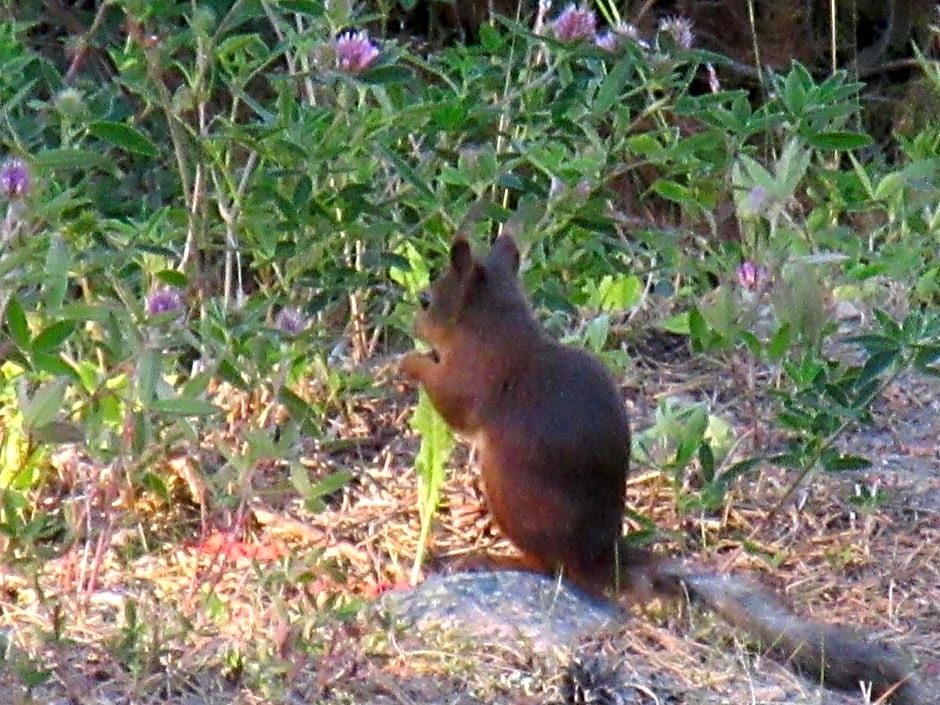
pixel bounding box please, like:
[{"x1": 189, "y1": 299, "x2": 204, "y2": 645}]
[{"x1": 375, "y1": 570, "x2": 621, "y2": 652}]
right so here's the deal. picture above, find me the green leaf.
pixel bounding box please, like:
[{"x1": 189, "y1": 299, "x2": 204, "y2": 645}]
[
  {"x1": 219, "y1": 358, "x2": 249, "y2": 390},
  {"x1": 277, "y1": 0, "x2": 323, "y2": 14},
  {"x1": 778, "y1": 410, "x2": 815, "y2": 431},
  {"x1": 21, "y1": 378, "x2": 69, "y2": 431},
  {"x1": 740, "y1": 330, "x2": 761, "y2": 357},
  {"x1": 292, "y1": 467, "x2": 351, "y2": 513},
  {"x1": 377, "y1": 144, "x2": 434, "y2": 198},
  {"x1": 16, "y1": 666, "x2": 52, "y2": 689},
  {"x1": 845, "y1": 333, "x2": 899, "y2": 354},
  {"x1": 89, "y1": 121, "x2": 160, "y2": 157},
  {"x1": 594, "y1": 274, "x2": 642, "y2": 311},
  {"x1": 913, "y1": 346, "x2": 940, "y2": 376},
  {"x1": 141, "y1": 472, "x2": 171, "y2": 502},
  {"x1": 290, "y1": 463, "x2": 313, "y2": 501},
  {"x1": 136, "y1": 349, "x2": 160, "y2": 405},
  {"x1": 664, "y1": 130, "x2": 722, "y2": 161},
  {"x1": 43, "y1": 235, "x2": 70, "y2": 311},
  {"x1": 767, "y1": 323, "x2": 792, "y2": 362},
  {"x1": 310, "y1": 469, "x2": 352, "y2": 499},
  {"x1": 215, "y1": 33, "x2": 270, "y2": 75},
  {"x1": 659, "y1": 311, "x2": 691, "y2": 335},
  {"x1": 409, "y1": 389, "x2": 454, "y2": 582},
  {"x1": 806, "y1": 131, "x2": 872, "y2": 151},
  {"x1": 768, "y1": 451, "x2": 808, "y2": 470},
  {"x1": 720, "y1": 457, "x2": 764, "y2": 483},
  {"x1": 651, "y1": 178, "x2": 693, "y2": 207},
  {"x1": 31, "y1": 421, "x2": 84, "y2": 444},
  {"x1": 873, "y1": 172, "x2": 905, "y2": 201},
  {"x1": 0, "y1": 245, "x2": 34, "y2": 278},
  {"x1": 359, "y1": 65, "x2": 414, "y2": 85},
  {"x1": 32, "y1": 351, "x2": 79, "y2": 379},
  {"x1": 5, "y1": 296, "x2": 30, "y2": 349},
  {"x1": 279, "y1": 388, "x2": 319, "y2": 432},
  {"x1": 32, "y1": 321, "x2": 75, "y2": 353},
  {"x1": 625, "y1": 133, "x2": 661, "y2": 158},
  {"x1": 583, "y1": 314, "x2": 611, "y2": 353},
  {"x1": 412, "y1": 390, "x2": 454, "y2": 507},
  {"x1": 34, "y1": 148, "x2": 112, "y2": 171},
  {"x1": 872, "y1": 309, "x2": 902, "y2": 337},
  {"x1": 736, "y1": 153, "x2": 776, "y2": 192},
  {"x1": 58, "y1": 303, "x2": 120, "y2": 323},
  {"x1": 855, "y1": 348, "x2": 899, "y2": 387},
  {"x1": 181, "y1": 370, "x2": 214, "y2": 398},
  {"x1": 243, "y1": 428, "x2": 277, "y2": 460},
  {"x1": 822, "y1": 452, "x2": 871, "y2": 472},
  {"x1": 155, "y1": 270, "x2": 188, "y2": 288},
  {"x1": 776, "y1": 137, "x2": 811, "y2": 195},
  {"x1": 782, "y1": 62, "x2": 811, "y2": 115},
  {"x1": 698, "y1": 441, "x2": 715, "y2": 482},
  {"x1": 292, "y1": 176, "x2": 312, "y2": 211},
  {"x1": 149, "y1": 399, "x2": 220, "y2": 416},
  {"x1": 389, "y1": 241, "x2": 430, "y2": 296},
  {"x1": 688, "y1": 307, "x2": 708, "y2": 344},
  {"x1": 593, "y1": 55, "x2": 634, "y2": 114}
]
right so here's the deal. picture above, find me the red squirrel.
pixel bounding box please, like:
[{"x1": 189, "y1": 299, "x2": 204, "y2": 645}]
[{"x1": 399, "y1": 234, "x2": 929, "y2": 705}]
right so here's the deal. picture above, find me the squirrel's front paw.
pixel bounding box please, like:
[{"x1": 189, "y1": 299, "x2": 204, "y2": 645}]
[{"x1": 400, "y1": 350, "x2": 437, "y2": 380}]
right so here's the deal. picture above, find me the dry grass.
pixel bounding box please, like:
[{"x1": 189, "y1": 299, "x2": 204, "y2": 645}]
[{"x1": 1, "y1": 344, "x2": 938, "y2": 704}]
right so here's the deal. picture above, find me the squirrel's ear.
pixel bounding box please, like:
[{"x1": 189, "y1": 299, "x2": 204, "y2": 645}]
[
  {"x1": 486, "y1": 235, "x2": 520, "y2": 274},
  {"x1": 450, "y1": 238, "x2": 474, "y2": 273}
]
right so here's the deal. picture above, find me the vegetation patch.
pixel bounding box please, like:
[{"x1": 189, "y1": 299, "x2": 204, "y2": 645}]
[{"x1": 1, "y1": 2, "x2": 939, "y2": 703}]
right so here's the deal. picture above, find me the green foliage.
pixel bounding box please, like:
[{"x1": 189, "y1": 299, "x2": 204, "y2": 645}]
[
  {"x1": 634, "y1": 398, "x2": 739, "y2": 513},
  {"x1": 409, "y1": 388, "x2": 454, "y2": 583}
]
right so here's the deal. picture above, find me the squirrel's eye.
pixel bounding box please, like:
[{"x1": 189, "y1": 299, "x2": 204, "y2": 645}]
[{"x1": 419, "y1": 291, "x2": 431, "y2": 310}]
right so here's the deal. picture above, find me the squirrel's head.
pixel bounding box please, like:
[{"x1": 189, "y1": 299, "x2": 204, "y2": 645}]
[{"x1": 413, "y1": 234, "x2": 522, "y2": 353}]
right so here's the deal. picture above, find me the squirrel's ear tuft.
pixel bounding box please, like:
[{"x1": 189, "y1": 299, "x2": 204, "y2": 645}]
[
  {"x1": 450, "y1": 238, "x2": 473, "y2": 273},
  {"x1": 486, "y1": 235, "x2": 520, "y2": 274}
]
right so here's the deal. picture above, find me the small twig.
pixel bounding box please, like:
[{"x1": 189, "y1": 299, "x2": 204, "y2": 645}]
[
  {"x1": 214, "y1": 151, "x2": 258, "y2": 309},
  {"x1": 857, "y1": 56, "x2": 940, "y2": 79},
  {"x1": 63, "y1": 0, "x2": 113, "y2": 82}
]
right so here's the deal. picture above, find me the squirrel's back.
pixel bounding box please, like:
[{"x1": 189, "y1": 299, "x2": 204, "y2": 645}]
[{"x1": 478, "y1": 338, "x2": 630, "y2": 584}]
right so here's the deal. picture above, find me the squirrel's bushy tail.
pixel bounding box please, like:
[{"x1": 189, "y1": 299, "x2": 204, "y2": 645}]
[{"x1": 652, "y1": 569, "x2": 930, "y2": 705}]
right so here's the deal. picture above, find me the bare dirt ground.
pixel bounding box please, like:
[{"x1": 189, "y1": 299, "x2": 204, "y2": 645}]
[{"x1": 1, "y1": 337, "x2": 938, "y2": 705}]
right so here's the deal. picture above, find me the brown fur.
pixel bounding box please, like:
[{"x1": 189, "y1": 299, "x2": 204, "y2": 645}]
[{"x1": 400, "y1": 234, "x2": 929, "y2": 705}]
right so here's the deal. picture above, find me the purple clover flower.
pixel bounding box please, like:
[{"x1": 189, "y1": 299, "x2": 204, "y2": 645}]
[
  {"x1": 613, "y1": 22, "x2": 642, "y2": 43},
  {"x1": 334, "y1": 29, "x2": 380, "y2": 74},
  {"x1": 551, "y1": 4, "x2": 597, "y2": 43},
  {"x1": 146, "y1": 286, "x2": 185, "y2": 318},
  {"x1": 736, "y1": 262, "x2": 768, "y2": 292},
  {"x1": 595, "y1": 31, "x2": 619, "y2": 53},
  {"x1": 658, "y1": 15, "x2": 694, "y2": 50},
  {"x1": 597, "y1": 22, "x2": 649, "y2": 53},
  {"x1": 274, "y1": 306, "x2": 308, "y2": 336},
  {"x1": 0, "y1": 158, "x2": 30, "y2": 200}
]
